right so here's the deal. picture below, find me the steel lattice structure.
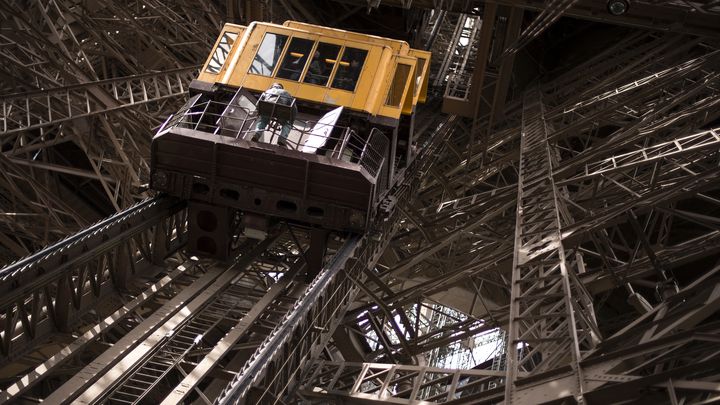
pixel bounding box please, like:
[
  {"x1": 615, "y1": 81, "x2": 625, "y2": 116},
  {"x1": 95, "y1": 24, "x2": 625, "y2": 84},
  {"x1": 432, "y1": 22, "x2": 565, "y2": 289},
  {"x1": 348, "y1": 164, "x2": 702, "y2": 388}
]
[{"x1": 1, "y1": 1, "x2": 720, "y2": 404}]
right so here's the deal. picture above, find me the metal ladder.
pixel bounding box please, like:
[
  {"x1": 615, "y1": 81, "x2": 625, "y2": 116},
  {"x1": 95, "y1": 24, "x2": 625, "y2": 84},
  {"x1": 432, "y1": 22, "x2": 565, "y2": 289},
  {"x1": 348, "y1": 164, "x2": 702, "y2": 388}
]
[
  {"x1": 490, "y1": 328, "x2": 507, "y2": 372},
  {"x1": 504, "y1": 90, "x2": 599, "y2": 403},
  {"x1": 104, "y1": 287, "x2": 249, "y2": 404}
]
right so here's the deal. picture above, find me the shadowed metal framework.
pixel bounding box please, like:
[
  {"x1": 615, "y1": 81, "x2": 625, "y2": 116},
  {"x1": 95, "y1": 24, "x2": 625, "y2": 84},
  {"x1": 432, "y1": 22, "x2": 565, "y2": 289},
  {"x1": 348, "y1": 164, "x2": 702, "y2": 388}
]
[{"x1": 1, "y1": 0, "x2": 720, "y2": 404}]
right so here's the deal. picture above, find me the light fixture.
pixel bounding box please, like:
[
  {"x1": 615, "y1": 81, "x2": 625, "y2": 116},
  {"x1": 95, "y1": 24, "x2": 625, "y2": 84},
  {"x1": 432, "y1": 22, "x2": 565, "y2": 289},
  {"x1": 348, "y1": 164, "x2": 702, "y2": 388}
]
[{"x1": 607, "y1": 0, "x2": 630, "y2": 15}]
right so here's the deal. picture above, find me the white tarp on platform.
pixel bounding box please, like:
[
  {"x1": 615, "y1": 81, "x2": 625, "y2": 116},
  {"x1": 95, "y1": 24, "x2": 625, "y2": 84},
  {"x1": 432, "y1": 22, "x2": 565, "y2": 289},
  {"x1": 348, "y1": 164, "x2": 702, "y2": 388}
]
[{"x1": 301, "y1": 106, "x2": 343, "y2": 153}]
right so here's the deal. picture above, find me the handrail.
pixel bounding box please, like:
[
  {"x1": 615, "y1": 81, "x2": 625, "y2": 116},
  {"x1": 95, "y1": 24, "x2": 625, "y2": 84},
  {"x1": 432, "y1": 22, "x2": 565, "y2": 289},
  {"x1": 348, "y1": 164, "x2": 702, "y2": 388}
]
[
  {"x1": 0, "y1": 196, "x2": 175, "y2": 281},
  {"x1": 158, "y1": 99, "x2": 390, "y2": 180},
  {"x1": 215, "y1": 235, "x2": 362, "y2": 404}
]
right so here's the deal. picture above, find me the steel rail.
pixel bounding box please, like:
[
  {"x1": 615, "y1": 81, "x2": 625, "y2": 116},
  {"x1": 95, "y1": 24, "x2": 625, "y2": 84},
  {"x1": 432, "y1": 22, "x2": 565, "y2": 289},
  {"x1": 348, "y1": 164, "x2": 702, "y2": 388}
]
[
  {"x1": 0, "y1": 195, "x2": 187, "y2": 362},
  {"x1": 216, "y1": 235, "x2": 363, "y2": 404},
  {"x1": 94, "y1": 235, "x2": 289, "y2": 405},
  {"x1": 0, "y1": 195, "x2": 184, "y2": 296},
  {"x1": 0, "y1": 259, "x2": 196, "y2": 403},
  {"x1": 217, "y1": 113, "x2": 457, "y2": 404}
]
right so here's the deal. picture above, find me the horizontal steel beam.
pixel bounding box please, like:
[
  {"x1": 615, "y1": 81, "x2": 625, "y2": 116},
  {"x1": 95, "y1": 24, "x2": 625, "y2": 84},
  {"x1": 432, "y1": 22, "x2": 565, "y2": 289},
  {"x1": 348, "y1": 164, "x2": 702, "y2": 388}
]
[{"x1": 0, "y1": 67, "x2": 197, "y2": 136}]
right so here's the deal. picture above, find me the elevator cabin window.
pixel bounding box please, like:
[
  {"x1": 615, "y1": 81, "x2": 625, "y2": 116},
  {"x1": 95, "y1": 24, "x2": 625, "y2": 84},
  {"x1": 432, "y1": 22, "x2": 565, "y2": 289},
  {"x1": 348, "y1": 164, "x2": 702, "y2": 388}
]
[
  {"x1": 206, "y1": 32, "x2": 238, "y2": 74},
  {"x1": 276, "y1": 37, "x2": 315, "y2": 80},
  {"x1": 385, "y1": 63, "x2": 411, "y2": 106},
  {"x1": 303, "y1": 42, "x2": 341, "y2": 86},
  {"x1": 331, "y1": 47, "x2": 367, "y2": 92},
  {"x1": 413, "y1": 57, "x2": 426, "y2": 96},
  {"x1": 249, "y1": 33, "x2": 289, "y2": 76}
]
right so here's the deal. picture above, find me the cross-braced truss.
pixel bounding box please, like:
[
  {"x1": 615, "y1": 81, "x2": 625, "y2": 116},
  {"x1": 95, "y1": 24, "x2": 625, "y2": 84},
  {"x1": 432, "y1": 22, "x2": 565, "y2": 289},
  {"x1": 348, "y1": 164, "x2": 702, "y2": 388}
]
[
  {"x1": 0, "y1": 0, "x2": 222, "y2": 263},
  {"x1": 1, "y1": 1, "x2": 720, "y2": 404}
]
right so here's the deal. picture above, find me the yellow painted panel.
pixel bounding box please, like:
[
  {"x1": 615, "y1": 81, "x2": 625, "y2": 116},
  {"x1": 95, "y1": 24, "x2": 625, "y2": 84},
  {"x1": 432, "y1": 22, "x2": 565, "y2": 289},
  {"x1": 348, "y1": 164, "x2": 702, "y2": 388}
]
[
  {"x1": 223, "y1": 24, "x2": 277, "y2": 88},
  {"x1": 201, "y1": 21, "x2": 426, "y2": 122},
  {"x1": 235, "y1": 28, "x2": 385, "y2": 114},
  {"x1": 364, "y1": 47, "x2": 396, "y2": 118},
  {"x1": 283, "y1": 21, "x2": 410, "y2": 54}
]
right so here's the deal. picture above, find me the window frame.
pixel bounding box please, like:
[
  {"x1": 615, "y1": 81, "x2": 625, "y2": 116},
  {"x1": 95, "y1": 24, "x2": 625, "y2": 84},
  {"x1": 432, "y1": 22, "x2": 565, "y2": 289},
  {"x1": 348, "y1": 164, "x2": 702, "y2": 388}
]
[
  {"x1": 247, "y1": 30, "x2": 373, "y2": 94},
  {"x1": 274, "y1": 36, "x2": 317, "y2": 81},
  {"x1": 248, "y1": 31, "x2": 291, "y2": 78},
  {"x1": 300, "y1": 41, "x2": 344, "y2": 87},
  {"x1": 384, "y1": 62, "x2": 413, "y2": 107},
  {"x1": 328, "y1": 44, "x2": 370, "y2": 93},
  {"x1": 205, "y1": 31, "x2": 239, "y2": 74}
]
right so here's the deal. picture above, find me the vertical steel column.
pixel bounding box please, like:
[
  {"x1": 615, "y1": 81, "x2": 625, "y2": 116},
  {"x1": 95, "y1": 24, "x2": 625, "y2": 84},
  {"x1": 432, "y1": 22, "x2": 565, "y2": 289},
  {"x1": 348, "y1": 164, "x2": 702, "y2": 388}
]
[{"x1": 504, "y1": 89, "x2": 599, "y2": 404}]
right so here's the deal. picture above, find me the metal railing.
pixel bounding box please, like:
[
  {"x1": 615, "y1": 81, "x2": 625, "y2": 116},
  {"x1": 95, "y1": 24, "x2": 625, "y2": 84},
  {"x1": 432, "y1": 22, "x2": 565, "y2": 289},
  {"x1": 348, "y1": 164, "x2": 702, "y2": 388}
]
[
  {"x1": 300, "y1": 361, "x2": 507, "y2": 403},
  {"x1": 444, "y1": 71, "x2": 473, "y2": 100},
  {"x1": 157, "y1": 97, "x2": 389, "y2": 180}
]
